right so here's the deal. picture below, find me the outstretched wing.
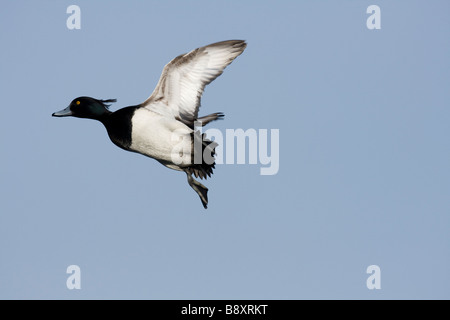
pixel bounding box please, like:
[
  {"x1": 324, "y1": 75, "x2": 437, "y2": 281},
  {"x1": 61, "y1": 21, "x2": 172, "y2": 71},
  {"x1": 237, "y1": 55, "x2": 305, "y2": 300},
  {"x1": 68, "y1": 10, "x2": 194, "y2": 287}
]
[{"x1": 140, "y1": 40, "x2": 246, "y2": 126}]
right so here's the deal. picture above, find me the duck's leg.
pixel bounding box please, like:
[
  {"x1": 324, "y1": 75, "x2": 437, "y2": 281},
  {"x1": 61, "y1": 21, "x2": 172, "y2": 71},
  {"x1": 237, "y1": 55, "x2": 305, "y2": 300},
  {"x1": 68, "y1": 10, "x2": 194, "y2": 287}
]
[{"x1": 185, "y1": 171, "x2": 209, "y2": 209}]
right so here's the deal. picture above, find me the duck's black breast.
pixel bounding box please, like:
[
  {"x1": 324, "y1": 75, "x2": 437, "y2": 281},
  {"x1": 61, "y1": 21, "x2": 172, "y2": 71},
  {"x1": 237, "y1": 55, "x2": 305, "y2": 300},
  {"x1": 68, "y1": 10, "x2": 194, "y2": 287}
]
[{"x1": 102, "y1": 106, "x2": 139, "y2": 151}]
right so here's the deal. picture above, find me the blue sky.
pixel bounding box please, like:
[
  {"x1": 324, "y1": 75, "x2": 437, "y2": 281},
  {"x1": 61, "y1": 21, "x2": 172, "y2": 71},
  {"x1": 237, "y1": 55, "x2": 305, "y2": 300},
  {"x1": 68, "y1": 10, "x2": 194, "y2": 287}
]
[{"x1": 0, "y1": 0, "x2": 449, "y2": 299}]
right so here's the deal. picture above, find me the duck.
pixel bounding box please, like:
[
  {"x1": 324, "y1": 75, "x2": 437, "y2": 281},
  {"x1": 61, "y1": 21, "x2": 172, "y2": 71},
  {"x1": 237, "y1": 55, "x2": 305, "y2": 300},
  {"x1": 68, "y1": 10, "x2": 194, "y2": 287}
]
[{"x1": 52, "y1": 40, "x2": 247, "y2": 209}]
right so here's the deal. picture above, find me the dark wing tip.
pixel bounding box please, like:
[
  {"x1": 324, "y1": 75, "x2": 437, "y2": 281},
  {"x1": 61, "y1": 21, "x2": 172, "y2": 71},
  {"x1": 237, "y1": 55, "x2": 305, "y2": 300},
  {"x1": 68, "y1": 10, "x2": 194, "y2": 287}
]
[
  {"x1": 230, "y1": 40, "x2": 247, "y2": 56},
  {"x1": 212, "y1": 39, "x2": 247, "y2": 51}
]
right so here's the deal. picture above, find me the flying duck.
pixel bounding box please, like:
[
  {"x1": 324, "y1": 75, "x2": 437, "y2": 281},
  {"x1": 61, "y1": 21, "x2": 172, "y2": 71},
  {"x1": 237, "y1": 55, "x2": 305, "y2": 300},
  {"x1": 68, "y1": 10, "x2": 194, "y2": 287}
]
[{"x1": 52, "y1": 40, "x2": 247, "y2": 209}]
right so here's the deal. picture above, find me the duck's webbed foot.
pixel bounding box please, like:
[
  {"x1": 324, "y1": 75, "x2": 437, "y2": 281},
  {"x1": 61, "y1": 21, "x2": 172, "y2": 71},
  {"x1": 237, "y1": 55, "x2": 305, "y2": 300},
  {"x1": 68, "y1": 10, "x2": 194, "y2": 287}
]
[{"x1": 185, "y1": 171, "x2": 209, "y2": 209}]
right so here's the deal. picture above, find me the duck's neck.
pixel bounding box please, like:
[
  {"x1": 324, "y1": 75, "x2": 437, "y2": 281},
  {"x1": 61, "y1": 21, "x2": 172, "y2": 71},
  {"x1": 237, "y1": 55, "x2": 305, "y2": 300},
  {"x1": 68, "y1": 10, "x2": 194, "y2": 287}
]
[
  {"x1": 99, "y1": 108, "x2": 134, "y2": 151},
  {"x1": 94, "y1": 109, "x2": 113, "y2": 123}
]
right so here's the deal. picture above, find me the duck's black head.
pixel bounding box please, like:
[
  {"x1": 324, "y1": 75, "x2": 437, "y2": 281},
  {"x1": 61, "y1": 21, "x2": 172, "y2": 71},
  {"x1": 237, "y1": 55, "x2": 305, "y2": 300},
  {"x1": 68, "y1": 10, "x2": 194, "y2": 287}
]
[{"x1": 52, "y1": 97, "x2": 117, "y2": 120}]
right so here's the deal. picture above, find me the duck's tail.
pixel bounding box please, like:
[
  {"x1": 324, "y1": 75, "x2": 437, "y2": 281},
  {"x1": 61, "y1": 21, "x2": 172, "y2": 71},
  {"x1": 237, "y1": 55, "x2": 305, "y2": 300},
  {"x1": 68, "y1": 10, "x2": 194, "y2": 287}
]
[{"x1": 185, "y1": 131, "x2": 218, "y2": 180}]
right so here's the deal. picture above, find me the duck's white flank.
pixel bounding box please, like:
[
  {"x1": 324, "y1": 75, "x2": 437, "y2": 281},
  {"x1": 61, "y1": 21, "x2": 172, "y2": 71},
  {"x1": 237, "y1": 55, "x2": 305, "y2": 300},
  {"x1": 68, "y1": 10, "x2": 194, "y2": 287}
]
[{"x1": 130, "y1": 108, "x2": 192, "y2": 169}]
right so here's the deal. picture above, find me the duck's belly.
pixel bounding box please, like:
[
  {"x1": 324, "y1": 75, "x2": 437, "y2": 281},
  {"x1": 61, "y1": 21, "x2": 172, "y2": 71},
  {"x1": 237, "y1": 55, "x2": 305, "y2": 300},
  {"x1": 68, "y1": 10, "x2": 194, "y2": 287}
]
[{"x1": 129, "y1": 109, "x2": 193, "y2": 166}]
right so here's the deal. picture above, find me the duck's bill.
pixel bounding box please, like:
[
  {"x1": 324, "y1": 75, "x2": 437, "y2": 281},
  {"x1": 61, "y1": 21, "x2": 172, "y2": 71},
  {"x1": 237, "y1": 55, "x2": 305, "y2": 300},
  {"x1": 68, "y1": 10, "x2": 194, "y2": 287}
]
[{"x1": 52, "y1": 106, "x2": 72, "y2": 117}]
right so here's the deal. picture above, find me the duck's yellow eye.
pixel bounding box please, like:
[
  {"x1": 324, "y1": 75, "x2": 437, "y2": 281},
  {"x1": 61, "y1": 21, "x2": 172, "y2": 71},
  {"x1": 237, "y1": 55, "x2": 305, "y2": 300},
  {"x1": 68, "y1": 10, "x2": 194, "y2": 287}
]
[{"x1": 76, "y1": 100, "x2": 81, "y2": 105}]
